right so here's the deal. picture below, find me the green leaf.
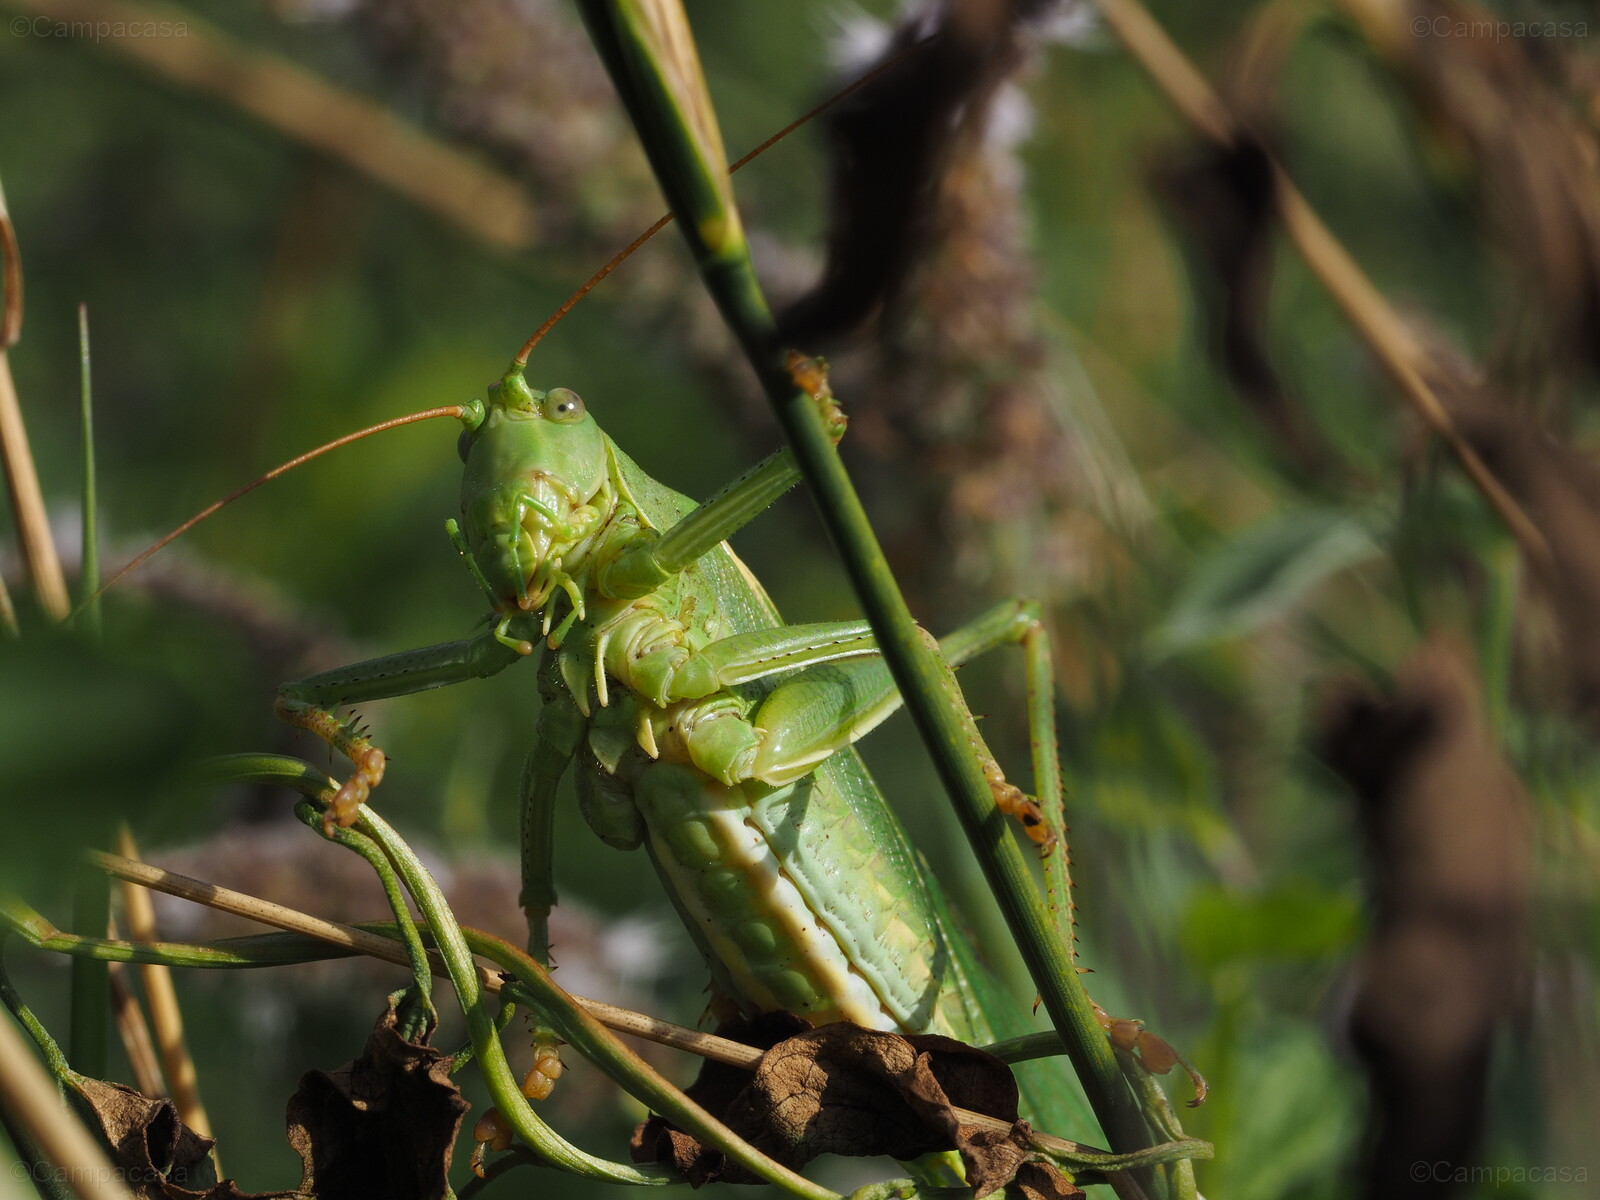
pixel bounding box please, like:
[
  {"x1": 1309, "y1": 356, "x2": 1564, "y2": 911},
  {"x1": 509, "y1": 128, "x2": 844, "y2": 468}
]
[
  {"x1": 1180, "y1": 882, "x2": 1361, "y2": 971},
  {"x1": 1153, "y1": 509, "x2": 1380, "y2": 654}
]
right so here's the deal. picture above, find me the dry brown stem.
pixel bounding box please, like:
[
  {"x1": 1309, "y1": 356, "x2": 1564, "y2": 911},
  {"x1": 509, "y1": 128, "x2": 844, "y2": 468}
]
[
  {"x1": 0, "y1": 175, "x2": 71, "y2": 621},
  {"x1": 106, "y1": 955, "x2": 166, "y2": 1100},
  {"x1": 114, "y1": 826, "x2": 213, "y2": 1146},
  {"x1": 0, "y1": 1015, "x2": 135, "y2": 1199},
  {"x1": 90, "y1": 850, "x2": 1115, "y2": 1167},
  {"x1": 1091, "y1": 0, "x2": 1554, "y2": 570}
]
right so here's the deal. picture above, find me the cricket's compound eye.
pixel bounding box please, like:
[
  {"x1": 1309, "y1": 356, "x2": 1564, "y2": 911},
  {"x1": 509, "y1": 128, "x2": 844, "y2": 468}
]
[
  {"x1": 546, "y1": 388, "x2": 585, "y2": 423},
  {"x1": 457, "y1": 428, "x2": 475, "y2": 463}
]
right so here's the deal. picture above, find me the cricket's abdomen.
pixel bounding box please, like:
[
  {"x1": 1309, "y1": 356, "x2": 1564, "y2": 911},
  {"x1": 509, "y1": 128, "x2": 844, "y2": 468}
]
[{"x1": 632, "y1": 752, "x2": 988, "y2": 1043}]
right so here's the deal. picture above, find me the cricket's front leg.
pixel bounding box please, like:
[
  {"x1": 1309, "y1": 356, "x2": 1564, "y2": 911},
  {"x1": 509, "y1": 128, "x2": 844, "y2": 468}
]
[
  {"x1": 513, "y1": 663, "x2": 590, "y2": 1103},
  {"x1": 276, "y1": 626, "x2": 526, "y2": 828},
  {"x1": 598, "y1": 360, "x2": 845, "y2": 600}
]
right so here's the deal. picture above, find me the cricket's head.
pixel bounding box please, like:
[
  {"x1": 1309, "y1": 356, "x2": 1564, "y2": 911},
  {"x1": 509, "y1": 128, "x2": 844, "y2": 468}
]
[{"x1": 456, "y1": 364, "x2": 613, "y2": 613}]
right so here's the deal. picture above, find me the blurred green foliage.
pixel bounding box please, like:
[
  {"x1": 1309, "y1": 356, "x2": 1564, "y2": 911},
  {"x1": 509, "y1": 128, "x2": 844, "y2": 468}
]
[{"x1": 0, "y1": 2, "x2": 1596, "y2": 1198}]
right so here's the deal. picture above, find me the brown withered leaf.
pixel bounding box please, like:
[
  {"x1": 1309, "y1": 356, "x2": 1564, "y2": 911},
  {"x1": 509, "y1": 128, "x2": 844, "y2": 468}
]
[
  {"x1": 1355, "y1": 1, "x2": 1600, "y2": 389},
  {"x1": 1012, "y1": 1161, "x2": 1086, "y2": 1200},
  {"x1": 632, "y1": 1012, "x2": 809, "y2": 1187},
  {"x1": 1450, "y1": 396, "x2": 1600, "y2": 716},
  {"x1": 1151, "y1": 135, "x2": 1327, "y2": 480},
  {"x1": 634, "y1": 1017, "x2": 1070, "y2": 1198},
  {"x1": 777, "y1": 0, "x2": 1024, "y2": 347},
  {"x1": 67, "y1": 1076, "x2": 295, "y2": 1199},
  {"x1": 1318, "y1": 638, "x2": 1530, "y2": 1196},
  {"x1": 285, "y1": 1000, "x2": 469, "y2": 1200}
]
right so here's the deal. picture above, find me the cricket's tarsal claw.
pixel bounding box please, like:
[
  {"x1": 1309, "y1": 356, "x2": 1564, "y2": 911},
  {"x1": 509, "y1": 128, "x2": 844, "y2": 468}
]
[
  {"x1": 323, "y1": 747, "x2": 386, "y2": 832},
  {"x1": 520, "y1": 1039, "x2": 565, "y2": 1101},
  {"x1": 1093, "y1": 1001, "x2": 1208, "y2": 1106},
  {"x1": 989, "y1": 778, "x2": 1057, "y2": 853},
  {"x1": 470, "y1": 1106, "x2": 514, "y2": 1176},
  {"x1": 358, "y1": 747, "x2": 386, "y2": 785},
  {"x1": 784, "y1": 349, "x2": 846, "y2": 442}
]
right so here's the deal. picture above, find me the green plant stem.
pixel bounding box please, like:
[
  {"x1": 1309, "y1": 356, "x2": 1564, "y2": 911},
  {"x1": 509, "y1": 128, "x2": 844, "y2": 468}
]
[
  {"x1": 2, "y1": 894, "x2": 355, "y2": 969},
  {"x1": 290, "y1": 802, "x2": 436, "y2": 1037},
  {"x1": 0, "y1": 941, "x2": 75, "y2": 1084},
  {"x1": 575, "y1": 0, "x2": 1159, "y2": 1183},
  {"x1": 461, "y1": 929, "x2": 847, "y2": 1200},
  {"x1": 66, "y1": 871, "x2": 108, "y2": 1080},
  {"x1": 18, "y1": 845, "x2": 1211, "y2": 1193}
]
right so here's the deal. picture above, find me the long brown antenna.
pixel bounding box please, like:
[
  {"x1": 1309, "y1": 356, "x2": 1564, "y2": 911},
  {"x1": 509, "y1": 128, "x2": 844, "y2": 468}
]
[
  {"x1": 514, "y1": 216, "x2": 670, "y2": 367},
  {"x1": 514, "y1": 38, "x2": 928, "y2": 366},
  {"x1": 81, "y1": 405, "x2": 466, "y2": 612},
  {"x1": 88, "y1": 46, "x2": 930, "y2": 609}
]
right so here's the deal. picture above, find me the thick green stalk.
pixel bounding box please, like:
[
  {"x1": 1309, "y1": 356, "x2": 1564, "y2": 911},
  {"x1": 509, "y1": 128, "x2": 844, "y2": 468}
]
[
  {"x1": 573, "y1": 0, "x2": 1161, "y2": 1180},
  {"x1": 69, "y1": 299, "x2": 110, "y2": 1081}
]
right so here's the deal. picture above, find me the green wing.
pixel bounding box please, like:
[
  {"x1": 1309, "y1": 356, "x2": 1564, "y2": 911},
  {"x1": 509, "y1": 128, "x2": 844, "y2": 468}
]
[{"x1": 607, "y1": 436, "x2": 1092, "y2": 1136}]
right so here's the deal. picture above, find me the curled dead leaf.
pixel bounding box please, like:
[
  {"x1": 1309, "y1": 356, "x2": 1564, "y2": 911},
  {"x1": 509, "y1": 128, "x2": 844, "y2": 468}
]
[
  {"x1": 632, "y1": 1016, "x2": 1075, "y2": 1198},
  {"x1": 285, "y1": 999, "x2": 469, "y2": 1200},
  {"x1": 1012, "y1": 1161, "x2": 1086, "y2": 1200},
  {"x1": 776, "y1": 0, "x2": 1026, "y2": 348},
  {"x1": 66, "y1": 1076, "x2": 294, "y2": 1199},
  {"x1": 1151, "y1": 134, "x2": 1330, "y2": 481},
  {"x1": 631, "y1": 1012, "x2": 807, "y2": 1187},
  {"x1": 1318, "y1": 638, "x2": 1531, "y2": 1191}
]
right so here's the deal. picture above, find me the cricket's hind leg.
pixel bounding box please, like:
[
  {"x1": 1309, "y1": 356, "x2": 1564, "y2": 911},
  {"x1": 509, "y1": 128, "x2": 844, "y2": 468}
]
[{"x1": 670, "y1": 599, "x2": 1065, "y2": 855}]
